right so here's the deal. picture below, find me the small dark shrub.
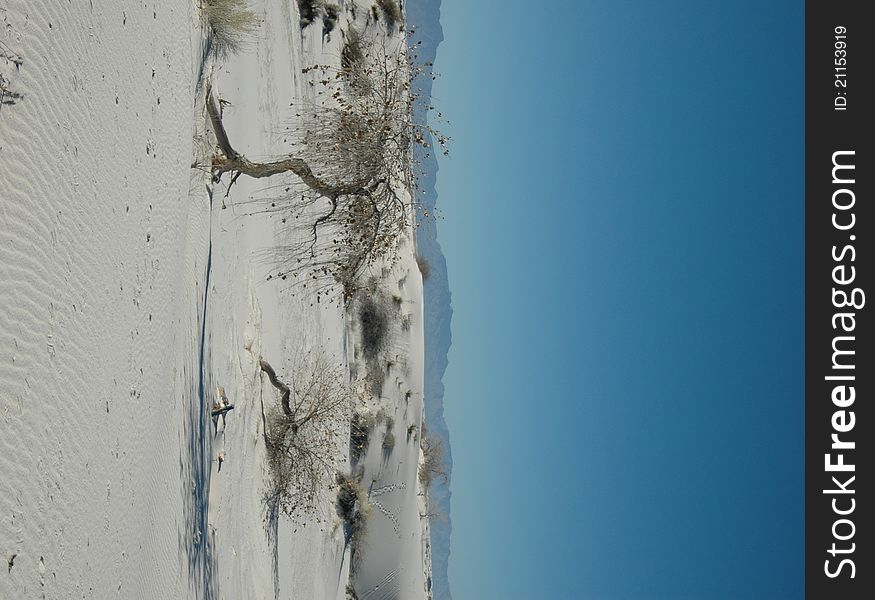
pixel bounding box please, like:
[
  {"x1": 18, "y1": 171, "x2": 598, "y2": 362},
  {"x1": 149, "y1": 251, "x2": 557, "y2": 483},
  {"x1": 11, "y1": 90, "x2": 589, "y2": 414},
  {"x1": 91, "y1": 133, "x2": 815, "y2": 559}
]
[
  {"x1": 376, "y1": 0, "x2": 402, "y2": 30},
  {"x1": 358, "y1": 296, "x2": 388, "y2": 360},
  {"x1": 298, "y1": 0, "x2": 320, "y2": 27},
  {"x1": 350, "y1": 411, "x2": 375, "y2": 465},
  {"x1": 341, "y1": 28, "x2": 365, "y2": 71},
  {"x1": 323, "y1": 3, "x2": 339, "y2": 35},
  {"x1": 336, "y1": 473, "x2": 371, "y2": 573},
  {"x1": 415, "y1": 254, "x2": 430, "y2": 280}
]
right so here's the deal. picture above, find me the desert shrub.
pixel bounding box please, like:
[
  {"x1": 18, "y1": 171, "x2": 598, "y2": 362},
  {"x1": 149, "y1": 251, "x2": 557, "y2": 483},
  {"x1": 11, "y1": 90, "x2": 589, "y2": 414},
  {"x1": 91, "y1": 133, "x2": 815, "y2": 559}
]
[
  {"x1": 323, "y1": 3, "x2": 339, "y2": 35},
  {"x1": 204, "y1": 0, "x2": 258, "y2": 57},
  {"x1": 376, "y1": 0, "x2": 402, "y2": 30},
  {"x1": 225, "y1": 36, "x2": 448, "y2": 300},
  {"x1": 419, "y1": 434, "x2": 446, "y2": 489},
  {"x1": 341, "y1": 27, "x2": 365, "y2": 71},
  {"x1": 297, "y1": 0, "x2": 322, "y2": 27},
  {"x1": 358, "y1": 296, "x2": 388, "y2": 360},
  {"x1": 415, "y1": 254, "x2": 430, "y2": 280},
  {"x1": 336, "y1": 472, "x2": 372, "y2": 573},
  {"x1": 262, "y1": 353, "x2": 349, "y2": 514},
  {"x1": 382, "y1": 431, "x2": 395, "y2": 450},
  {"x1": 350, "y1": 411, "x2": 376, "y2": 466}
]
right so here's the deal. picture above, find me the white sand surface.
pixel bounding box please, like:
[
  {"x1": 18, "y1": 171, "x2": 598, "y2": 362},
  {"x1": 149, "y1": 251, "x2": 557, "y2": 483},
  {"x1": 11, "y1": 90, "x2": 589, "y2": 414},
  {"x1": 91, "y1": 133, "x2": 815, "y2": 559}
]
[
  {"x1": 1, "y1": 1, "x2": 207, "y2": 598},
  {"x1": 2, "y1": 1, "x2": 433, "y2": 599}
]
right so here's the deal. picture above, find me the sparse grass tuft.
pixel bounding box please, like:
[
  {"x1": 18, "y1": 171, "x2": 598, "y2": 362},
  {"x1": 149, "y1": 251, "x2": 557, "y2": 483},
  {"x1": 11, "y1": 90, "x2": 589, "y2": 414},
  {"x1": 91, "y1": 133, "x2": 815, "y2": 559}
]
[{"x1": 204, "y1": 0, "x2": 259, "y2": 58}]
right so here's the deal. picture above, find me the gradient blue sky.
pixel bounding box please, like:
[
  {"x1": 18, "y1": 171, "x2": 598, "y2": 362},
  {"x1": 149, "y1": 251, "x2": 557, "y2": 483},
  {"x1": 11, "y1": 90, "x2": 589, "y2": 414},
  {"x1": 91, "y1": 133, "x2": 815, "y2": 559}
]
[{"x1": 431, "y1": 1, "x2": 803, "y2": 599}]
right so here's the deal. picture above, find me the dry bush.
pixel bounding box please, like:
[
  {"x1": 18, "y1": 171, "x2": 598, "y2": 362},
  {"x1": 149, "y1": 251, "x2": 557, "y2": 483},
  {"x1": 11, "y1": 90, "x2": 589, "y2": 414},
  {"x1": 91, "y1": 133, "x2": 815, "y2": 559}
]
[
  {"x1": 358, "y1": 295, "x2": 389, "y2": 361},
  {"x1": 336, "y1": 472, "x2": 372, "y2": 573},
  {"x1": 376, "y1": 0, "x2": 402, "y2": 31},
  {"x1": 262, "y1": 353, "x2": 350, "y2": 515},
  {"x1": 323, "y1": 3, "x2": 339, "y2": 35},
  {"x1": 297, "y1": 0, "x2": 322, "y2": 27},
  {"x1": 415, "y1": 254, "x2": 430, "y2": 280},
  {"x1": 210, "y1": 35, "x2": 448, "y2": 300},
  {"x1": 349, "y1": 410, "x2": 377, "y2": 466},
  {"x1": 419, "y1": 434, "x2": 446, "y2": 489},
  {"x1": 341, "y1": 27, "x2": 366, "y2": 71}
]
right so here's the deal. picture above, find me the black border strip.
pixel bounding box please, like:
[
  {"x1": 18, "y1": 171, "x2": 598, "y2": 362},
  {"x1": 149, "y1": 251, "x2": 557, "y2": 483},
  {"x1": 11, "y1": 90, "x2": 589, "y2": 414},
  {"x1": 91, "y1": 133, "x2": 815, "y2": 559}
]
[{"x1": 806, "y1": 1, "x2": 872, "y2": 598}]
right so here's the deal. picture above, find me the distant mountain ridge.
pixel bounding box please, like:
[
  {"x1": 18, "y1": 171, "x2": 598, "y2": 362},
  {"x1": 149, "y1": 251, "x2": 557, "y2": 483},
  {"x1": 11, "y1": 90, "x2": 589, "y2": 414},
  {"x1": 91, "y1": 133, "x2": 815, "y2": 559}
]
[{"x1": 406, "y1": 1, "x2": 453, "y2": 599}]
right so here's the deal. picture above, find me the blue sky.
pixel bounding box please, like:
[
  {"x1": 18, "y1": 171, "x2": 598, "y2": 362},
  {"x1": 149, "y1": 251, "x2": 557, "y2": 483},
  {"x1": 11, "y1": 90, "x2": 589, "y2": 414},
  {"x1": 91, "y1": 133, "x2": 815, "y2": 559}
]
[{"x1": 431, "y1": 1, "x2": 803, "y2": 598}]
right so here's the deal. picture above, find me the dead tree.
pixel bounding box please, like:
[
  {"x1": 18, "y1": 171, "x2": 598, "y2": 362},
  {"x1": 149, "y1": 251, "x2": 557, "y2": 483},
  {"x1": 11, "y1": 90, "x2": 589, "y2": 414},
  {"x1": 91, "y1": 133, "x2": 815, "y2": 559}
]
[
  {"x1": 204, "y1": 33, "x2": 446, "y2": 297},
  {"x1": 261, "y1": 354, "x2": 351, "y2": 514}
]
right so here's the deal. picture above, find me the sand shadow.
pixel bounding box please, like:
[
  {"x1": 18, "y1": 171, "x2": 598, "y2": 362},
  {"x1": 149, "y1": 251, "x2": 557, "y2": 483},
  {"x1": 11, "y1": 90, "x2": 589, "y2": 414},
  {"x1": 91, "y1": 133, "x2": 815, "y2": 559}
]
[{"x1": 179, "y1": 217, "x2": 219, "y2": 599}]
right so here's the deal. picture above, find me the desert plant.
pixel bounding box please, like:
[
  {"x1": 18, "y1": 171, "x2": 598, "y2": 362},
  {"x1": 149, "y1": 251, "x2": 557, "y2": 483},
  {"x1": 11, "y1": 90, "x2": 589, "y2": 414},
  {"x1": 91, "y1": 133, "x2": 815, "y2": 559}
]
[
  {"x1": 297, "y1": 0, "x2": 322, "y2": 27},
  {"x1": 376, "y1": 0, "x2": 402, "y2": 31},
  {"x1": 418, "y1": 434, "x2": 446, "y2": 489},
  {"x1": 261, "y1": 353, "x2": 350, "y2": 514},
  {"x1": 322, "y1": 3, "x2": 339, "y2": 35},
  {"x1": 341, "y1": 27, "x2": 365, "y2": 71},
  {"x1": 358, "y1": 295, "x2": 389, "y2": 360},
  {"x1": 415, "y1": 253, "x2": 430, "y2": 280},
  {"x1": 382, "y1": 430, "x2": 395, "y2": 450},
  {"x1": 204, "y1": 32, "x2": 448, "y2": 298},
  {"x1": 204, "y1": 0, "x2": 259, "y2": 58},
  {"x1": 350, "y1": 411, "x2": 377, "y2": 466},
  {"x1": 336, "y1": 472, "x2": 372, "y2": 573}
]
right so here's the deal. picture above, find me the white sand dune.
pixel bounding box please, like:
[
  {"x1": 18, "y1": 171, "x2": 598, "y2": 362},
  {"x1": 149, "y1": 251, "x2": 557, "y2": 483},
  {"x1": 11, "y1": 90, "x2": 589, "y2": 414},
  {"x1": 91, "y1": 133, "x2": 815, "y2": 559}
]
[
  {"x1": 1, "y1": 1, "x2": 205, "y2": 597},
  {"x1": 1, "y1": 1, "x2": 434, "y2": 598}
]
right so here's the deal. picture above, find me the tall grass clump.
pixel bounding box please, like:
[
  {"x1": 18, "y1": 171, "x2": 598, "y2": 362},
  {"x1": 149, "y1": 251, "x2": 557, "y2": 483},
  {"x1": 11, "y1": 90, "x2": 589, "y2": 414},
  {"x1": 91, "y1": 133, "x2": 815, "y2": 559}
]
[{"x1": 204, "y1": 0, "x2": 258, "y2": 57}]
